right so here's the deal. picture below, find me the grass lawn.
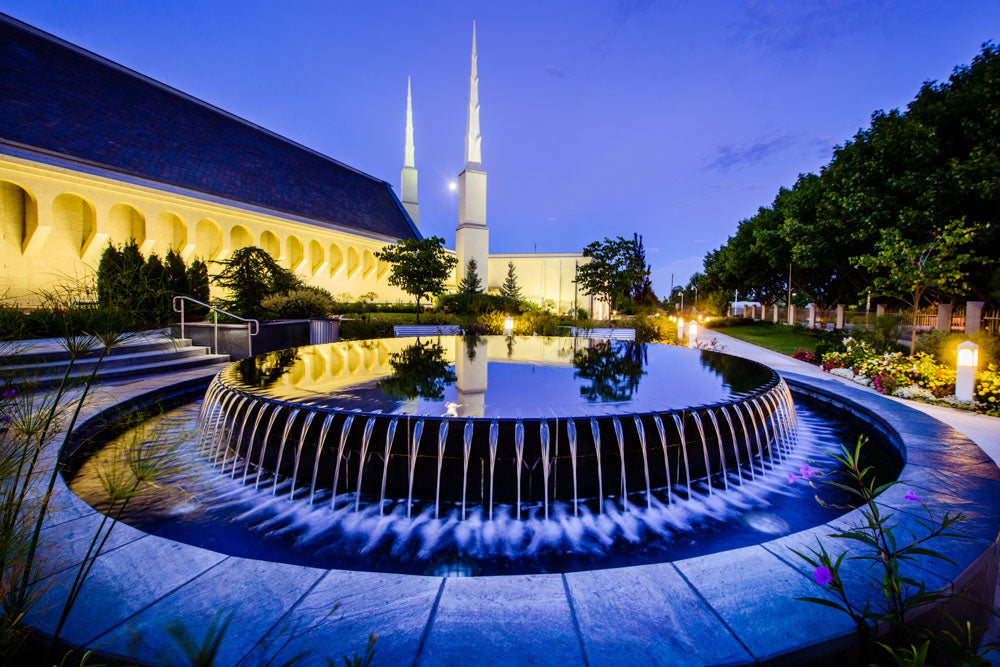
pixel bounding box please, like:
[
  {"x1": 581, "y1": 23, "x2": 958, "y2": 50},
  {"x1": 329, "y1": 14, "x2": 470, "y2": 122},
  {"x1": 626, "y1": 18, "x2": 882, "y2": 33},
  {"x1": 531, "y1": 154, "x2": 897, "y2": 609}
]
[{"x1": 707, "y1": 323, "x2": 818, "y2": 356}]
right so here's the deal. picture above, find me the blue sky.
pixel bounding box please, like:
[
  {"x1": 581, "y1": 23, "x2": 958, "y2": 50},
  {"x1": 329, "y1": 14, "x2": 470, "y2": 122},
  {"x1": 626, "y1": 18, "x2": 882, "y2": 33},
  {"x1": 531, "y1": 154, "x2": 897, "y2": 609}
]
[{"x1": 2, "y1": 1, "x2": 997, "y2": 295}]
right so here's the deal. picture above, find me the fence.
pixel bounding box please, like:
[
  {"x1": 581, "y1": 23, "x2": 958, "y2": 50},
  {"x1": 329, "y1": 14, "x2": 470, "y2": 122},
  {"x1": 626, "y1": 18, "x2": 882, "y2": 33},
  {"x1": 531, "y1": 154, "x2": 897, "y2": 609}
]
[
  {"x1": 985, "y1": 307, "x2": 1000, "y2": 336},
  {"x1": 747, "y1": 302, "x2": 994, "y2": 339}
]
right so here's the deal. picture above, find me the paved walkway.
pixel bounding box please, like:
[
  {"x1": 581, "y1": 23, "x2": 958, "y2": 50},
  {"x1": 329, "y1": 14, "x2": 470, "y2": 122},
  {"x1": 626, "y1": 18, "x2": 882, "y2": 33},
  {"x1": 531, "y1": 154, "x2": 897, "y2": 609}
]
[{"x1": 703, "y1": 329, "x2": 1000, "y2": 656}]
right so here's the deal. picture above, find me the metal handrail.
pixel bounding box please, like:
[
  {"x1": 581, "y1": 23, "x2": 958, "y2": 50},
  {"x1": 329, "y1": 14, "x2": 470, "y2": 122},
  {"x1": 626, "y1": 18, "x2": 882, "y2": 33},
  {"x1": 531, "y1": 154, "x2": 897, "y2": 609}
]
[{"x1": 172, "y1": 295, "x2": 260, "y2": 357}]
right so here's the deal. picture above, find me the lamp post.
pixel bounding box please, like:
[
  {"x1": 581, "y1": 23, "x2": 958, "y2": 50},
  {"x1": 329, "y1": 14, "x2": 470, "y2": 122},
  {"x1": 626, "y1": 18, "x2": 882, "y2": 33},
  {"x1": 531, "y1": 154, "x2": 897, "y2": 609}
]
[{"x1": 956, "y1": 340, "x2": 979, "y2": 402}]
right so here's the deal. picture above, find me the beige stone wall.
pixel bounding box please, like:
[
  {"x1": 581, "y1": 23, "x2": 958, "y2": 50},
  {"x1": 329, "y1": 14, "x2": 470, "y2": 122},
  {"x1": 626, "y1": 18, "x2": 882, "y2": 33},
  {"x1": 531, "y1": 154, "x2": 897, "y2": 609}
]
[
  {"x1": 0, "y1": 152, "x2": 415, "y2": 305},
  {"x1": 487, "y1": 253, "x2": 594, "y2": 315}
]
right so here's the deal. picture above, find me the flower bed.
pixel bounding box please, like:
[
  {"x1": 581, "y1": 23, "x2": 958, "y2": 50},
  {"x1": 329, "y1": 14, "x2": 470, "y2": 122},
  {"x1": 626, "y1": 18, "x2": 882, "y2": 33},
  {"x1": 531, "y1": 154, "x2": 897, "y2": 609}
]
[{"x1": 819, "y1": 337, "x2": 995, "y2": 414}]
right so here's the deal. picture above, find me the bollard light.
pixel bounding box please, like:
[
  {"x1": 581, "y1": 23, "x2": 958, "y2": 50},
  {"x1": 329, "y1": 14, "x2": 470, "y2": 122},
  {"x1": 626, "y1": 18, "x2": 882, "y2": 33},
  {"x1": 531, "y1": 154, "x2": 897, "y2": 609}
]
[
  {"x1": 503, "y1": 316, "x2": 514, "y2": 336},
  {"x1": 955, "y1": 340, "x2": 979, "y2": 402},
  {"x1": 677, "y1": 317, "x2": 685, "y2": 341},
  {"x1": 687, "y1": 321, "x2": 698, "y2": 347}
]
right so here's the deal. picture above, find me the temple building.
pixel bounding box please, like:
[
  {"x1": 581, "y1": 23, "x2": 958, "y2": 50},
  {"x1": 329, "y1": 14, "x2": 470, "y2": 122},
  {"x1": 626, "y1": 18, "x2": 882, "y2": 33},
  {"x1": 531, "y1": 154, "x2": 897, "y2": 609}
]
[{"x1": 0, "y1": 14, "x2": 596, "y2": 315}]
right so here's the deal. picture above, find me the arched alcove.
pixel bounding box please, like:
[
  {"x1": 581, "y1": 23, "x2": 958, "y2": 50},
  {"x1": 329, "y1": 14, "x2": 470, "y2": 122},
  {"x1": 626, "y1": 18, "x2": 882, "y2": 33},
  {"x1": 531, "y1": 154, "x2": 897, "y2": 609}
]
[
  {"x1": 109, "y1": 203, "x2": 146, "y2": 247},
  {"x1": 362, "y1": 249, "x2": 375, "y2": 278},
  {"x1": 287, "y1": 235, "x2": 303, "y2": 270},
  {"x1": 309, "y1": 240, "x2": 324, "y2": 275},
  {"x1": 260, "y1": 231, "x2": 280, "y2": 259},
  {"x1": 346, "y1": 247, "x2": 359, "y2": 277},
  {"x1": 0, "y1": 180, "x2": 37, "y2": 251},
  {"x1": 52, "y1": 193, "x2": 96, "y2": 257},
  {"x1": 152, "y1": 211, "x2": 186, "y2": 255},
  {"x1": 329, "y1": 243, "x2": 343, "y2": 276},
  {"x1": 195, "y1": 219, "x2": 222, "y2": 260},
  {"x1": 230, "y1": 225, "x2": 252, "y2": 250}
]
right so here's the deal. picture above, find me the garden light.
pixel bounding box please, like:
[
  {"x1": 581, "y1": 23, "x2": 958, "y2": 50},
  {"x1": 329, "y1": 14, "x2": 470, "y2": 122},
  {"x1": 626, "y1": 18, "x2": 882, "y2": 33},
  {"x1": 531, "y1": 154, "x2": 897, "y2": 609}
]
[
  {"x1": 955, "y1": 340, "x2": 979, "y2": 402},
  {"x1": 677, "y1": 317, "x2": 685, "y2": 341},
  {"x1": 504, "y1": 316, "x2": 514, "y2": 336},
  {"x1": 688, "y1": 321, "x2": 698, "y2": 346}
]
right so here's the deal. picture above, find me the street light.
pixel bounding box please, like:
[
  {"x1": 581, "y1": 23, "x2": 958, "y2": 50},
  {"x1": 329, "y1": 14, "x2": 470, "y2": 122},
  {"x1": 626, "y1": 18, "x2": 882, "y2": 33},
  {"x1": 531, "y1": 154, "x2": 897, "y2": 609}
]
[
  {"x1": 956, "y1": 340, "x2": 979, "y2": 402},
  {"x1": 687, "y1": 320, "x2": 698, "y2": 347}
]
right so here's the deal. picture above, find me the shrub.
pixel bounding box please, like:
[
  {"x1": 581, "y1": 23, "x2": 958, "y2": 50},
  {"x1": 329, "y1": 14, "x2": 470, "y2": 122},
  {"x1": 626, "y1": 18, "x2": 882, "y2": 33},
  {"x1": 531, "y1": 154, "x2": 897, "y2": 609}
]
[
  {"x1": 260, "y1": 289, "x2": 335, "y2": 319},
  {"x1": 915, "y1": 329, "x2": 998, "y2": 369},
  {"x1": 792, "y1": 349, "x2": 817, "y2": 364},
  {"x1": 632, "y1": 314, "x2": 679, "y2": 344},
  {"x1": 437, "y1": 292, "x2": 533, "y2": 315},
  {"x1": 975, "y1": 364, "x2": 1000, "y2": 415},
  {"x1": 212, "y1": 246, "x2": 303, "y2": 319}
]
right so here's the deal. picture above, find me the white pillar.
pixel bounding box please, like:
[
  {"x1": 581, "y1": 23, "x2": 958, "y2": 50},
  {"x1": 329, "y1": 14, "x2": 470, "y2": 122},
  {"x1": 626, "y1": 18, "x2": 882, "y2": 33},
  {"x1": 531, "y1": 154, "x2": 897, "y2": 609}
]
[
  {"x1": 772, "y1": 304, "x2": 779, "y2": 323},
  {"x1": 935, "y1": 303, "x2": 952, "y2": 332},
  {"x1": 787, "y1": 304, "x2": 795, "y2": 326},
  {"x1": 966, "y1": 301, "x2": 984, "y2": 335},
  {"x1": 836, "y1": 304, "x2": 845, "y2": 330},
  {"x1": 876, "y1": 304, "x2": 886, "y2": 318},
  {"x1": 808, "y1": 304, "x2": 816, "y2": 329}
]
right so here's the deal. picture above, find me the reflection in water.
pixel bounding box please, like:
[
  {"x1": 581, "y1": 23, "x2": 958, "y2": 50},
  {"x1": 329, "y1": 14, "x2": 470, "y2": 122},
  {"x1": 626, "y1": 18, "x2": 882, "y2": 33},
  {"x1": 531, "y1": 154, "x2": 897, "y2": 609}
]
[
  {"x1": 573, "y1": 340, "x2": 647, "y2": 402},
  {"x1": 376, "y1": 341, "x2": 457, "y2": 400},
  {"x1": 236, "y1": 348, "x2": 300, "y2": 388}
]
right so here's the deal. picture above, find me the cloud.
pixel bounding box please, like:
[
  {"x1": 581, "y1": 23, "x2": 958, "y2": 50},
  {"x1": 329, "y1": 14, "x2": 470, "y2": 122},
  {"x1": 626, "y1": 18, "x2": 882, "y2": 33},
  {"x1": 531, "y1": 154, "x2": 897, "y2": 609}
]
[
  {"x1": 543, "y1": 64, "x2": 569, "y2": 78},
  {"x1": 730, "y1": 0, "x2": 896, "y2": 54},
  {"x1": 706, "y1": 134, "x2": 798, "y2": 171}
]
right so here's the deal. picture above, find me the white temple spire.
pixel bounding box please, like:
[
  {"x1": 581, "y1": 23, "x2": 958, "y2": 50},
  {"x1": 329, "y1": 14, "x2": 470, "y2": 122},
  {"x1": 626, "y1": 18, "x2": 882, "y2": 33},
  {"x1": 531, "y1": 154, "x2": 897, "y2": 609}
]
[
  {"x1": 400, "y1": 76, "x2": 419, "y2": 226},
  {"x1": 404, "y1": 76, "x2": 415, "y2": 168},
  {"x1": 464, "y1": 20, "x2": 482, "y2": 169}
]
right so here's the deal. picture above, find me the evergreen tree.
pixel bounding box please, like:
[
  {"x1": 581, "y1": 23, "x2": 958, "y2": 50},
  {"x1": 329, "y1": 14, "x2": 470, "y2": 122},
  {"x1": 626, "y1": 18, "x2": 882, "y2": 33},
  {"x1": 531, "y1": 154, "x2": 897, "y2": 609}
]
[
  {"x1": 500, "y1": 261, "x2": 522, "y2": 299},
  {"x1": 141, "y1": 253, "x2": 168, "y2": 323},
  {"x1": 186, "y1": 258, "x2": 211, "y2": 316},
  {"x1": 458, "y1": 258, "x2": 483, "y2": 294},
  {"x1": 164, "y1": 248, "x2": 189, "y2": 296},
  {"x1": 96, "y1": 243, "x2": 124, "y2": 306},
  {"x1": 211, "y1": 246, "x2": 303, "y2": 319}
]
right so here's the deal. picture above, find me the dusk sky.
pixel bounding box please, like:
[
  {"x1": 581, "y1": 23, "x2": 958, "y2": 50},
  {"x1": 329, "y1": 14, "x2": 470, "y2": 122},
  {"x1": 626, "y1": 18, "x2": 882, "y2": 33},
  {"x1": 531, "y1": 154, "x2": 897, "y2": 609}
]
[{"x1": 2, "y1": 1, "x2": 997, "y2": 296}]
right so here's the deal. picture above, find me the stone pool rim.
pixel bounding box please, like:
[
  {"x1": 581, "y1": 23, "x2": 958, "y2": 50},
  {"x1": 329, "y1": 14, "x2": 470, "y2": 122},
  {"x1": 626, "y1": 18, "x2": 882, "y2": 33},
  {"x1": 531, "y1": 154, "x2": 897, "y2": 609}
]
[{"x1": 31, "y1": 360, "x2": 1000, "y2": 665}]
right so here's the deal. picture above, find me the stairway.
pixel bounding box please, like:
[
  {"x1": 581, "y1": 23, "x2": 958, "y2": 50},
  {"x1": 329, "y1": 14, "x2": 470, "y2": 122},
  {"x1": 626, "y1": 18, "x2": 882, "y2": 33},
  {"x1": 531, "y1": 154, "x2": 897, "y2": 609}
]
[{"x1": 0, "y1": 332, "x2": 230, "y2": 388}]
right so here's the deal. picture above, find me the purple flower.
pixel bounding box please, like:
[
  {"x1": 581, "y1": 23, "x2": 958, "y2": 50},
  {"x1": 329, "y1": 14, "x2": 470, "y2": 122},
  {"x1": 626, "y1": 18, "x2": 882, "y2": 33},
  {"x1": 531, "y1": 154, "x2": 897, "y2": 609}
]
[
  {"x1": 799, "y1": 464, "x2": 817, "y2": 480},
  {"x1": 813, "y1": 565, "x2": 832, "y2": 585},
  {"x1": 786, "y1": 472, "x2": 797, "y2": 484},
  {"x1": 1, "y1": 389, "x2": 14, "y2": 398},
  {"x1": 904, "y1": 489, "x2": 922, "y2": 503}
]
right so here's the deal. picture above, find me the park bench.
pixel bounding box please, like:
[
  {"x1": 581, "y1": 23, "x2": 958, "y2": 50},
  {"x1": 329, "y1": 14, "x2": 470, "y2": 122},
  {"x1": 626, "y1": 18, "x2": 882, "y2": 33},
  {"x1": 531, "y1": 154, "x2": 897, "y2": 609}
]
[
  {"x1": 568, "y1": 327, "x2": 636, "y2": 341},
  {"x1": 393, "y1": 324, "x2": 463, "y2": 337}
]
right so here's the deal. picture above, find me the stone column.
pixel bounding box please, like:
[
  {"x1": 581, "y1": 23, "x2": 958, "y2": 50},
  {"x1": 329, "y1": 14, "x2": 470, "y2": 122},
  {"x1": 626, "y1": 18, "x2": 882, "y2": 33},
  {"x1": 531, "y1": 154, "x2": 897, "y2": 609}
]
[
  {"x1": 876, "y1": 304, "x2": 886, "y2": 317},
  {"x1": 787, "y1": 304, "x2": 795, "y2": 326},
  {"x1": 966, "y1": 301, "x2": 985, "y2": 335},
  {"x1": 836, "y1": 304, "x2": 845, "y2": 330},
  {"x1": 936, "y1": 303, "x2": 952, "y2": 332},
  {"x1": 808, "y1": 305, "x2": 816, "y2": 329},
  {"x1": 772, "y1": 304, "x2": 779, "y2": 323}
]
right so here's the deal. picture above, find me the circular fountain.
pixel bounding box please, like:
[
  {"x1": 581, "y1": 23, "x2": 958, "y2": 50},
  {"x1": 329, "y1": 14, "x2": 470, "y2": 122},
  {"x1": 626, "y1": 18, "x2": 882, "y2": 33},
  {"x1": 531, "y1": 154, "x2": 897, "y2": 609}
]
[{"x1": 197, "y1": 336, "x2": 798, "y2": 519}]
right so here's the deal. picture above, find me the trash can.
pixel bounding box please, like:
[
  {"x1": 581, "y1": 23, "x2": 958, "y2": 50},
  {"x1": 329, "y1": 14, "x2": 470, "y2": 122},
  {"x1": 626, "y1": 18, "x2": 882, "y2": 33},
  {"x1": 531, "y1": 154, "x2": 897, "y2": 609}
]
[{"x1": 309, "y1": 318, "x2": 340, "y2": 344}]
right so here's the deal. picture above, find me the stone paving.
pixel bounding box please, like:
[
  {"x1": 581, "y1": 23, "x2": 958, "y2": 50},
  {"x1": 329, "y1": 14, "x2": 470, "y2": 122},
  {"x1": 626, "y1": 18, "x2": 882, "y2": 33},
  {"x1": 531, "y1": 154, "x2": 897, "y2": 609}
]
[{"x1": 18, "y1": 340, "x2": 1000, "y2": 665}]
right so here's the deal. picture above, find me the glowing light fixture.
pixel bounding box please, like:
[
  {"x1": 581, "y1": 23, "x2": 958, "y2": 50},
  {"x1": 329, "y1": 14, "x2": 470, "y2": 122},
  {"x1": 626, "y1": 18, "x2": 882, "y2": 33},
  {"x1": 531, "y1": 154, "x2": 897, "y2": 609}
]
[
  {"x1": 688, "y1": 320, "x2": 698, "y2": 347},
  {"x1": 955, "y1": 340, "x2": 979, "y2": 402},
  {"x1": 504, "y1": 316, "x2": 514, "y2": 336},
  {"x1": 448, "y1": 181, "x2": 457, "y2": 191},
  {"x1": 677, "y1": 317, "x2": 685, "y2": 341}
]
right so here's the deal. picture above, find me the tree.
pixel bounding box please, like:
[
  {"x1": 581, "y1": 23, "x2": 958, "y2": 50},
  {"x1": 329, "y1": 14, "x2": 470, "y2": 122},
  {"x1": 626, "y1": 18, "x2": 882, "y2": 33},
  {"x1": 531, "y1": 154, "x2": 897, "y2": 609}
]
[
  {"x1": 852, "y1": 219, "x2": 978, "y2": 354},
  {"x1": 500, "y1": 261, "x2": 522, "y2": 299},
  {"x1": 375, "y1": 236, "x2": 458, "y2": 322},
  {"x1": 628, "y1": 233, "x2": 657, "y2": 306},
  {"x1": 575, "y1": 236, "x2": 646, "y2": 320},
  {"x1": 212, "y1": 246, "x2": 303, "y2": 319},
  {"x1": 458, "y1": 258, "x2": 483, "y2": 294}
]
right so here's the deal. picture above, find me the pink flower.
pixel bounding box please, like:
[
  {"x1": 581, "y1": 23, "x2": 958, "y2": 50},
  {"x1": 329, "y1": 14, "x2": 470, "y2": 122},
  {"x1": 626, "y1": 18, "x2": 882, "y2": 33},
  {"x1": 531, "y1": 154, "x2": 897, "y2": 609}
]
[
  {"x1": 904, "y1": 489, "x2": 922, "y2": 503},
  {"x1": 799, "y1": 464, "x2": 817, "y2": 480},
  {"x1": 813, "y1": 565, "x2": 832, "y2": 585},
  {"x1": 787, "y1": 472, "x2": 797, "y2": 484}
]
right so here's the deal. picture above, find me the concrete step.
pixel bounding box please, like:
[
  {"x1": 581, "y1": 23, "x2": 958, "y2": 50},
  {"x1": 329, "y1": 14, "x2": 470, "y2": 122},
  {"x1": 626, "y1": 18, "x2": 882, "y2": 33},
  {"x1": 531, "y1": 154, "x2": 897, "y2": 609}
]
[
  {"x1": 0, "y1": 336, "x2": 194, "y2": 366},
  {"x1": 1, "y1": 344, "x2": 212, "y2": 375},
  {"x1": 20, "y1": 353, "x2": 231, "y2": 388}
]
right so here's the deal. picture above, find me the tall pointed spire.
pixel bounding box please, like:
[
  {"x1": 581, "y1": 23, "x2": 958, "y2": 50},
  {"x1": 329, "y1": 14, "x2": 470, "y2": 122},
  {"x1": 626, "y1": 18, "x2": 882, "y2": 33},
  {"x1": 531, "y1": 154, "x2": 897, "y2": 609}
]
[
  {"x1": 404, "y1": 76, "x2": 415, "y2": 168},
  {"x1": 456, "y1": 20, "x2": 488, "y2": 291},
  {"x1": 400, "y1": 76, "x2": 419, "y2": 226},
  {"x1": 464, "y1": 20, "x2": 482, "y2": 169}
]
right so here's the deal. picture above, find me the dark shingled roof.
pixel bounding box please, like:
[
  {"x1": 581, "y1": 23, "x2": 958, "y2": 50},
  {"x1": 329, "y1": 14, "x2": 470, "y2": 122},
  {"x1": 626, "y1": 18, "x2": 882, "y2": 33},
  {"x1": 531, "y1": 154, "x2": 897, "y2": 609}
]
[{"x1": 0, "y1": 14, "x2": 419, "y2": 241}]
